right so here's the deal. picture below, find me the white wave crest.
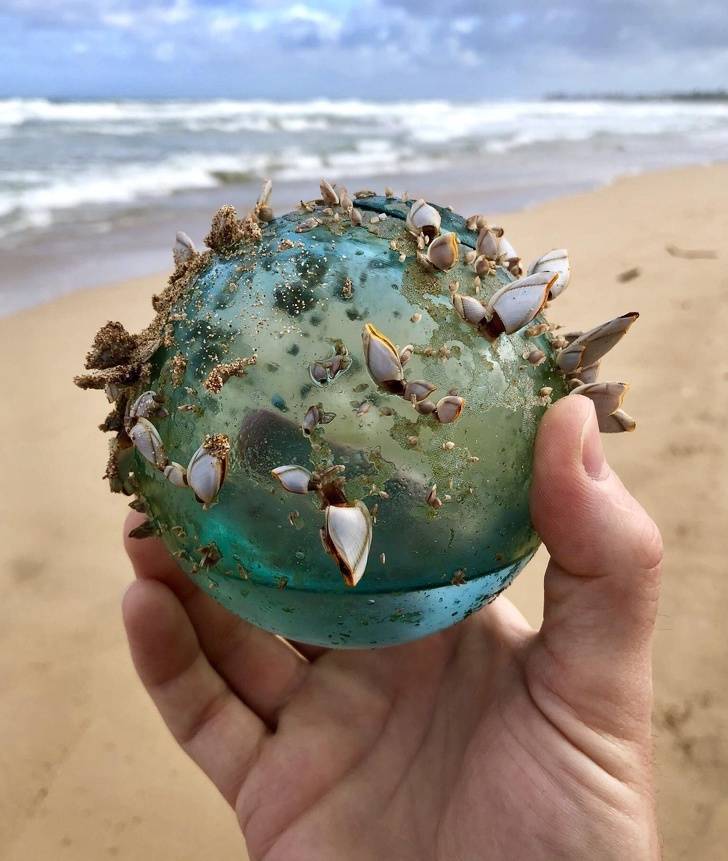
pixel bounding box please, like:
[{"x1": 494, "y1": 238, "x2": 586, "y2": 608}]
[
  {"x1": 2, "y1": 97, "x2": 728, "y2": 242},
  {"x1": 3, "y1": 97, "x2": 728, "y2": 143},
  {"x1": 0, "y1": 140, "x2": 442, "y2": 240}
]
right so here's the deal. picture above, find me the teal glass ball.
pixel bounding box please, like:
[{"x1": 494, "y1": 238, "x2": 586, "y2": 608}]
[{"x1": 106, "y1": 193, "x2": 567, "y2": 647}]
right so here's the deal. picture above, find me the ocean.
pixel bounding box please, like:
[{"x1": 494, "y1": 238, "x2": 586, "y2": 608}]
[{"x1": 1, "y1": 97, "x2": 727, "y2": 315}]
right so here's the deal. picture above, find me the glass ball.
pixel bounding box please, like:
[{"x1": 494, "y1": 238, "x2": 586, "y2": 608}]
[{"x1": 115, "y1": 195, "x2": 567, "y2": 647}]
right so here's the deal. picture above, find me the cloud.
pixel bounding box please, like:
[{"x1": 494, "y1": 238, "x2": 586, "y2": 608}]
[
  {"x1": 1, "y1": 0, "x2": 727, "y2": 98},
  {"x1": 284, "y1": 4, "x2": 342, "y2": 38},
  {"x1": 153, "y1": 40, "x2": 176, "y2": 61},
  {"x1": 102, "y1": 11, "x2": 136, "y2": 28}
]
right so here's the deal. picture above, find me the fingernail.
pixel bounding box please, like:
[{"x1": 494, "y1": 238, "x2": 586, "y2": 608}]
[{"x1": 581, "y1": 403, "x2": 609, "y2": 480}]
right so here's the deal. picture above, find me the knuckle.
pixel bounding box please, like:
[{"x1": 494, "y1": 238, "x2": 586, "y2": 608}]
[{"x1": 637, "y1": 516, "x2": 664, "y2": 575}]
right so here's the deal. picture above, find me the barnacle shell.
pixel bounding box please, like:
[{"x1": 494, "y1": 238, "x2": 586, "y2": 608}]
[
  {"x1": 172, "y1": 231, "x2": 196, "y2": 267},
  {"x1": 476, "y1": 228, "x2": 501, "y2": 260},
  {"x1": 338, "y1": 186, "x2": 353, "y2": 212},
  {"x1": 434, "y1": 395, "x2": 465, "y2": 424},
  {"x1": 404, "y1": 380, "x2": 437, "y2": 403},
  {"x1": 128, "y1": 390, "x2": 166, "y2": 426},
  {"x1": 598, "y1": 408, "x2": 637, "y2": 433},
  {"x1": 296, "y1": 217, "x2": 320, "y2": 233},
  {"x1": 322, "y1": 502, "x2": 372, "y2": 587},
  {"x1": 187, "y1": 443, "x2": 227, "y2": 508},
  {"x1": 301, "y1": 404, "x2": 333, "y2": 436},
  {"x1": 557, "y1": 313, "x2": 639, "y2": 373},
  {"x1": 528, "y1": 248, "x2": 570, "y2": 299},
  {"x1": 570, "y1": 381, "x2": 630, "y2": 431},
  {"x1": 405, "y1": 198, "x2": 441, "y2": 239},
  {"x1": 415, "y1": 399, "x2": 438, "y2": 415},
  {"x1": 575, "y1": 361, "x2": 600, "y2": 385},
  {"x1": 164, "y1": 461, "x2": 188, "y2": 488},
  {"x1": 129, "y1": 417, "x2": 167, "y2": 470},
  {"x1": 487, "y1": 272, "x2": 555, "y2": 335},
  {"x1": 271, "y1": 464, "x2": 313, "y2": 494},
  {"x1": 257, "y1": 178, "x2": 272, "y2": 209},
  {"x1": 426, "y1": 232, "x2": 459, "y2": 271},
  {"x1": 320, "y1": 178, "x2": 339, "y2": 206},
  {"x1": 452, "y1": 292, "x2": 488, "y2": 326},
  {"x1": 362, "y1": 323, "x2": 404, "y2": 388},
  {"x1": 399, "y1": 344, "x2": 414, "y2": 365},
  {"x1": 496, "y1": 236, "x2": 518, "y2": 264}
]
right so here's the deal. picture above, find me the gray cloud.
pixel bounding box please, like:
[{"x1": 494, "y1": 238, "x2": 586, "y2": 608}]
[{"x1": 1, "y1": 0, "x2": 726, "y2": 97}]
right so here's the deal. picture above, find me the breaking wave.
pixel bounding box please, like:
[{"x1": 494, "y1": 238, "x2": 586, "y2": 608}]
[{"x1": 2, "y1": 97, "x2": 728, "y2": 241}]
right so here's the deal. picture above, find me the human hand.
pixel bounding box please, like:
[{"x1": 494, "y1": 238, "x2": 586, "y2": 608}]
[{"x1": 122, "y1": 395, "x2": 662, "y2": 860}]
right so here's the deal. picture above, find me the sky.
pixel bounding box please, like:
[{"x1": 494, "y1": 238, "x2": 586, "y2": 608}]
[{"x1": 1, "y1": 0, "x2": 727, "y2": 100}]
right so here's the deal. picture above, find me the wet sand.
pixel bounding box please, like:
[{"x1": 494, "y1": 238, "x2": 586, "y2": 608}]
[{"x1": 0, "y1": 164, "x2": 726, "y2": 860}]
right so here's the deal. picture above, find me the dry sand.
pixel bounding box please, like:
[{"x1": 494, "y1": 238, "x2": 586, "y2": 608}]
[{"x1": 0, "y1": 164, "x2": 726, "y2": 860}]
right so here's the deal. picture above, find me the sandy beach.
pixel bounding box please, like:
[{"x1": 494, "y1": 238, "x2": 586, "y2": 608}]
[{"x1": 1, "y1": 164, "x2": 726, "y2": 860}]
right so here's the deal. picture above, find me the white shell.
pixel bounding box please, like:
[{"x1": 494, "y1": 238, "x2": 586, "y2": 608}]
[
  {"x1": 187, "y1": 445, "x2": 226, "y2": 508},
  {"x1": 497, "y1": 235, "x2": 518, "y2": 263},
  {"x1": 164, "y1": 462, "x2": 188, "y2": 488},
  {"x1": 405, "y1": 198, "x2": 441, "y2": 238},
  {"x1": 426, "y1": 232, "x2": 459, "y2": 271},
  {"x1": 475, "y1": 255, "x2": 493, "y2": 276},
  {"x1": 399, "y1": 344, "x2": 414, "y2": 366},
  {"x1": 570, "y1": 381, "x2": 629, "y2": 422},
  {"x1": 257, "y1": 178, "x2": 272, "y2": 209},
  {"x1": 576, "y1": 361, "x2": 600, "y2": 384},
  {"x1": 362, "y1": 323, "x2": 404, "y2": 385},
  {"x1": 557, "y1": 313, "x2": 639, "y2": 372},
  {"x1": 129, "y1": 417, "x2": 167, "y2": 470},
  {"x1": 172, "y1": 231, "x2": 196, "y2": 267},
  {"x1": 435, "y1": 395, "x2": 465, "y2": 424},
  {"x1": 129, "y1": 390, "x2": 161, "y2": 423},
  {"x1": 528, "y1": 247, "x2": 568, "y2": 272},
  {"x1": 415, "y1": 399, "x2": 437, "y2": 415},
  {"x1": 426, "y1": 484, "x2": 443, "y2": 509},
  {"x1": 476, "y1": 228, "x2": 500, "y2": 260},
  {"x1": 404, "y1": 380, "x2": 437, "y2": 403},
  {"x1": 320, "y1": 178, "x2": 339, "y2": 206},
  {"x1": 337, "y1": 185, "x2": 352, "y2": 211},
  {"x1": 487, "y1": 272, "x2": 555, "y2": 335},
  {"x1": 323, "y1": 501, "x2": 373, "y2": 587},
  {"x1": 296, "y1": 217, "x2": 320, "y2": 233},
  {"x1": 527, "y1": 248, "x2": 570, "y2": 299},
  {"x1": 452, "y1": 292, "x2": 487, "y2": 326},
  {"x1": 301, "y1": 406, "x2": 320, "y2": 435},
  {"x1": 598, "y1": 408, "x2": 637, "y2": 433},
  {"x1": 556, "y1": 345, "x2": 584, "y2": 373},
  {"x1": 271, "y1": 464, "x2": 313, "y2": 494}
]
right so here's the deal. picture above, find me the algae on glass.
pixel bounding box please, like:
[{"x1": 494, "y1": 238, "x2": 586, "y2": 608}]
[{"x1": 75, "y1": 179, "x2": 638, "y2": 647}]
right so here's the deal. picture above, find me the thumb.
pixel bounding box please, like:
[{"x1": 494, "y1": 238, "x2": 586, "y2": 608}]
[{"x1": 527, "y1": 395, "x2": 663, "y2": 741}]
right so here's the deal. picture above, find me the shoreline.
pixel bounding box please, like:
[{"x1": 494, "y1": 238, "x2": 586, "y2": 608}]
[
  {"x1": 2, "y1": 157, "x2": 725, "y2": 318},
  {"x1": 1, "y1": 163, "x2": 726, "y2": 860}
]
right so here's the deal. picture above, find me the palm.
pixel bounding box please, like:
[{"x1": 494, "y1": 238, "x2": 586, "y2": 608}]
[
  {"x1": 236, "y1": 607, "x2": 648, "y2": 860},
  {"x1": 243, "y1": 618, "x2": 527, "y2": 860},
  {"x1": 122, "y1": 399, "x2": 662, "y2": 860}
]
